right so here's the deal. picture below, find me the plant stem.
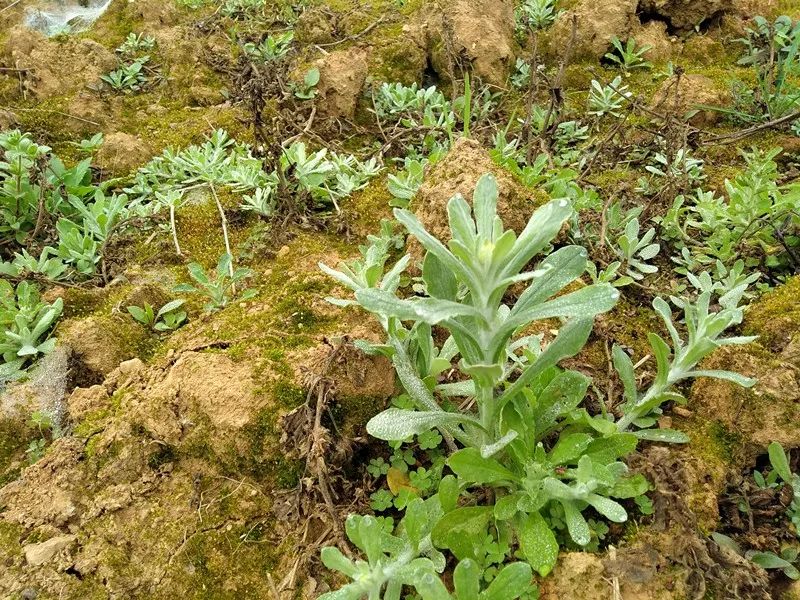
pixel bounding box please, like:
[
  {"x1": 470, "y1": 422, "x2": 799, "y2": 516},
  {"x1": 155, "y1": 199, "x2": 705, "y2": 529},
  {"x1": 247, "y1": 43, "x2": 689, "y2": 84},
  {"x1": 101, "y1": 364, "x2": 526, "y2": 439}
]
[{"x1": 209, "y1": 182, "x2": 235, "y2": 291}]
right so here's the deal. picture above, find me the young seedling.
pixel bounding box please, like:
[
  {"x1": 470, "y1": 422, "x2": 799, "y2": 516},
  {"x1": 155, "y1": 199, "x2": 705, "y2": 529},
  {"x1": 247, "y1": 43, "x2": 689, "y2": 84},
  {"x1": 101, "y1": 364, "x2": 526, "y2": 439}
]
[
  {"x1": 127, "y1": 299, "x2": 187, "y2": 332},
  {"x1": 174, "y1": 254, "x2": 257, "y2": 312}
]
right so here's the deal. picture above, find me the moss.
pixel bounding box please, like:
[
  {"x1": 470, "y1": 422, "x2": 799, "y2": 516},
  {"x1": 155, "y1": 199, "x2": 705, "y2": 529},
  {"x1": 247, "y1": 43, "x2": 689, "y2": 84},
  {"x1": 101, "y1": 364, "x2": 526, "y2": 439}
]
[
  {"x1": 743, "y1": 276, "x2": 800, "y2": 348},
  {"x1": 332, "y1": 394, "x2": 381, "y2": 438},
  {"x1": 707, "y1": 421, "x2": 744, "y2": 463},
  {"x1": 272, "y1": 381, "x2": 306, "y2": 409},
  {"x1": 0, "y1": 521, "x2": 23, "y2": 555},
  {"x1": 0, "y1": 417, "x2": 34, "y2": 486},
  {"x1": 169, "y1": 521, "x2": 282, "y2": 599}
]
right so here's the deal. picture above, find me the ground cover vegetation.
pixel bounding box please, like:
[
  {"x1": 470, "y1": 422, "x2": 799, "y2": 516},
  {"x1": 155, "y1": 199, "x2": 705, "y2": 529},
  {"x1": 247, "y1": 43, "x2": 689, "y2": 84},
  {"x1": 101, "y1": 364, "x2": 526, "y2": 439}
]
[{"x1": 2, "y1": 0, "x2": 800, "y2": 597}]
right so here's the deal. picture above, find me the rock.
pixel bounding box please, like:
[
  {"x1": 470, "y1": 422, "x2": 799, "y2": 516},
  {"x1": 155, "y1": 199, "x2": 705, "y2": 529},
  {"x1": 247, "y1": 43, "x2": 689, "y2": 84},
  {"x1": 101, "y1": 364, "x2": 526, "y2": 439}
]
[
  {"x1": 681, "y1": 35, "x2": 726, "y2": 66},
  {"x1": 547, "y1": 0, "x2": 638, "y2": 61},
  {"x1": 411, "y1": 138, "x2": 547, "y2": 247},
  {"x1": 651, "y1": 74, "x2": 729, "y2": 126},
  {"x1": 539, "y1": 553, "x2": 608, "y2": 599},
  {"x1": 3, "y1": 30, "x2": 117, "y2": 99},
  {"x1": 312, "y1": 48, "x2": 369, "y2": 119},
  {"x1": 428, "y1": 0, "x2": 516, "y2": 85},
  {"x1": 0, "y1": 109, "x2": 18, "y2": 129},
  {"x1": 295, "y1": 7, "x2": 338, "y2": 45},
  {"x1": 106, "y1": 358, "x2": 147, "y2": 391},
  {"x1": 23, "y1": 535, "x2": 77, "y2": 566},
  {"x1": 94, "y1": 132, "x2": 153, "y2": 176},
  {"x1": 638, "y1": 0, "x2": 736, "y2": 32},
  {"x1": 634, "y1": 20, "x2": 677, "y2": 63},
  {"x1": 686, "y1": 277, "x2": 800, "y2": 462},
  {"x1": 151, "y1": 352, "x2": 264, "y2": 430},
  {"x1": 67, "y1": 385, "x2": 110, "y2": 422},
  {"x1": 60, "y1": 316, "x2": 151, "y2": 384}
]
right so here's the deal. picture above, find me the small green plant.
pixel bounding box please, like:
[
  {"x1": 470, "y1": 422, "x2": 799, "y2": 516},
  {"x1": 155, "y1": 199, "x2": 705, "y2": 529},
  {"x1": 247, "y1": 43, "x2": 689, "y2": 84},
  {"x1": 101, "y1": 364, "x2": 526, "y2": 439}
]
[
  {"x1": 713, "y1": 530, "x2": 800, "y2": 580},
  {"x1": 293, "y1": 68, "x2": 320, "y2": 100},
  {"x1": 736, "y1": 15, "x2": 800, "y2": 120},
  {"x1": 69, "y1": 132, "x2": 104, "y2": 154},
  {"x1": 511, "y1": 58, "x2": 531, "y2": 89},
  {"x1": 101, "y1": 56, "x2": 150, "y2": 93},
  {"x1": 0, "y1": 247, "x2": 69, "y2": 281},
  {"x1": 664, "y1": 148, "x2": 799, "y2": 274},
  {"x1": 765, "y1": 442, "x2": 800, "y2": 533},
  {"x1": 614, "y1": 287, "x2": 757, "y2": 436},
  {"x1": 174, "y1": 254, "x2": 257, "y2": 312},
  {"x1": 116, "y1": 32, "x2": 156, "y2": 57},
  {"x1": 240, "y1": 186, "x2": 277, "y2": 217},
  {"x1": 25, "y1": 410, "x2": 54, "y2": 464},
  {"x1": 515, "y1": 0, "x2": 560, "y2": 32},
  {"x1": 588, "y1": 76, "x2": 631, "y2": 118},
  {"x1": 610, "y1": 217, "x2": 660, "y2": 283},
  {"x1": 387, "y1": 157, "x2": 426, "y2": 207},
  {"x1": 604, "y1": 37, "x2": 653, "y2": 72},
  {"x1": 0, "y1": 281, "x2": 63, "y2": 380},
  {"x1": 242, "y1": 31, "x2": 293, "y2": 62},
  {"x1": 127, "y1": 299, "x2": 187, "y2": 332},
  {"x1": 645, "y1": 149, "x2": 706, "y2": 185}
]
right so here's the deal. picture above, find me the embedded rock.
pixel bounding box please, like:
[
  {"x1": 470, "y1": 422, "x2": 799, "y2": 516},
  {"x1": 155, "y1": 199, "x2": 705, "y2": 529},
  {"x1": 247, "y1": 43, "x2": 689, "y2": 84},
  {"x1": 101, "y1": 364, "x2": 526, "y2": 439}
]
[
  {"x1": 313, "y1": 47, "x2": 370, "y2": 120},
  {"x1": 94, "y1": 132, "x2": 153, "y2": 176},
  {"x1": 651, "y1": 74, "x2": 729, "y2": 126},
  {"x1": 428, "y1": 0, "x2": 516, "y2": 85},
  {"x1": 23, "y1": 535, "x2": 77, "y2": 566},
  {"x1": 547, "y1": 0, "x2": 638, "y2": 61}
]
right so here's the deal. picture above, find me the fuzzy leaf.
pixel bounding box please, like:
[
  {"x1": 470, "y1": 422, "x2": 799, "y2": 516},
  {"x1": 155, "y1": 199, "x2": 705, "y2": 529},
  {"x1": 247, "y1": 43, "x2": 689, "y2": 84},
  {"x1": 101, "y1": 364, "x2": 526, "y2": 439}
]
[
  {"x1": 448, "y1": 448, "x2": 518, "y2": 484},
  {"x1": 518, "y1": 511, "x2": 558, "y2": 576},
  {"x1": 366, "y1": 408, "x2": 481, "y2": 441}
]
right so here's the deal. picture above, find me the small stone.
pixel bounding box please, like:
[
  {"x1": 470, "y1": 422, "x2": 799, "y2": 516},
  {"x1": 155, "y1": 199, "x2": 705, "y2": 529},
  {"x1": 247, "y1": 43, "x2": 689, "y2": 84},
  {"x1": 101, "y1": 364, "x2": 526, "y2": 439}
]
[
  {"x1": 277, "y1": 246, "x2": 290, "y2": 259},
  {"x1": 23, "y1": 535, "x2": 77, "y2": 566}
]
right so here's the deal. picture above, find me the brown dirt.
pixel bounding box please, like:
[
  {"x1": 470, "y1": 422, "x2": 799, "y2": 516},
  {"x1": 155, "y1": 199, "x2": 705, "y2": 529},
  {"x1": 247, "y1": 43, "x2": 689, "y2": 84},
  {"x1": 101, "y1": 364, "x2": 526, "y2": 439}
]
[
  {"x1": 427, "y1": 0, "x2": 516, "y2": 85},
  {"x1": 547, "y1": 0, "x2": 639, "y2": 61},
  {"x1": 651, "y1": 74, "x2": 731, "y2": 127},
  {"x1": 95, "y1": 132, "x2": 154, "y2": 176},
  {"x1": 313, "y1": 47, "x2": 370, "y2": 120},
  {"x1": 411, "y1": 137, "x2": 548, "y2": 246}
]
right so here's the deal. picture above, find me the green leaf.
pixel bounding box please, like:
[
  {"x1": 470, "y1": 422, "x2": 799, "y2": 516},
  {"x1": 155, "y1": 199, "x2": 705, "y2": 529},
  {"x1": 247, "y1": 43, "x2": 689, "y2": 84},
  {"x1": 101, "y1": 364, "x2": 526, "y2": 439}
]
[
  {"x1": 562, "y1": 500, "x2": 591, "y2": 546},
  {"x1": 611, "y1": 473, "x2": 650, "y2": 498},
  {"x1": 127, "y1": 305, "x2": 148, "y2": 323},
  {"x1": 517, "y1": 511, "x2": 558, "y2": 576},
  {"x1": 508, "y1": 283, "x2": 619, "y2": 326},
  {"x1": 688, "y1": 370, "x2": 757, "y2": 388},
  {"x1": 320, "y1": 546, "x2": 357, "y2": 577},
  {"x1": 585, "y1": 433, "x2": 638, "y2": 463},
  {"x1": 586, "y1": 494, "x2": 627, "y2": 522},
  {"x1": 157, "y1": 299, "x2": 185, "y2": 318},
  {"x1": 448, "y1": 448, "x2": 518, "y2": 484},
  {"x1": 483, "y1": 562, "x2": 534, "y2": 599},
  {"x1": 768, "y1": 442, "x2": 792, "y2": 482},
  {"x1": 366, "y1": 408, "x2": 482, "y2": 441},
  {"x1": 548, "y1": 433, "x2": 593, "y2": 465},
  {"x1": 431, "y1": 506, "x2": 493, "y2": 557},
  {"x1": 423, "y1": 252, "x2": 458, "y2": 301},
  {"x1": 453, "y1": 558, "x2": 481, "y2": 599},
  {"x1": 612, "y1": 345, "x2": 637, "y2": 404},
  {"x1": 499, "y1": 318, "x2": 593, "y2": 410},
  {"x1": 438, "y1": 475, "x2": 459, "y2": 513},
  {"x1": 473, "y1": 173, "x2": 498, "y2": 240},
  {"x1": 415, "y1": 572, "x2": 451, "y2": 600},
  {"x1": 356, "y1": 288, "x2": 481, "y2": 324},
  {"x1": 513, "y1": 246, "x2": 588, "y2": 312},
  {"x1": 749, "y1": 551, "x2": 794, "y2": 570},
  {"x1": 305, "y1": 67, "x2": 320, "y2": 86}
]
